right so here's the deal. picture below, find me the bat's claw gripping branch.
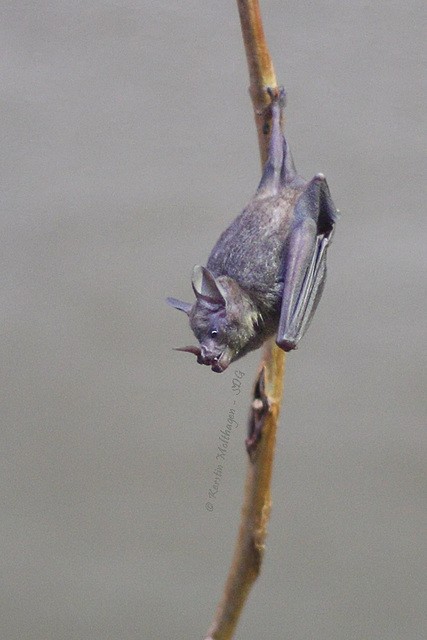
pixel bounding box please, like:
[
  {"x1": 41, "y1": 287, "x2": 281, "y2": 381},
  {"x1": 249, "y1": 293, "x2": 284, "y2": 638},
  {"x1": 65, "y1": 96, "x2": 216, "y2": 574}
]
[{"x1": 266, "y1": 85, "x2": 286, "y2": 105}]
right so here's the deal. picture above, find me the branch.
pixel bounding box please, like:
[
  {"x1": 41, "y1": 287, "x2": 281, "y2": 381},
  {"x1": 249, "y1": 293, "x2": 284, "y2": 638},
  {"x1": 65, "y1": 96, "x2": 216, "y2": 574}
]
[
  {"x1": 204, "y1": 2, "x2": 286, "y2": 639},
  {"x1": 237, "y1": 0, "x2": 278, "y2": 166}
]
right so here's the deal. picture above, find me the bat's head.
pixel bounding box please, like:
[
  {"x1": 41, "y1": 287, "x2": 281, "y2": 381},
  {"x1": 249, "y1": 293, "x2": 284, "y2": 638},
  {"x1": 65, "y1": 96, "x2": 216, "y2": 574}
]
[{"x1": 167, "y1": 266, "x2": 260, "y2": 373}]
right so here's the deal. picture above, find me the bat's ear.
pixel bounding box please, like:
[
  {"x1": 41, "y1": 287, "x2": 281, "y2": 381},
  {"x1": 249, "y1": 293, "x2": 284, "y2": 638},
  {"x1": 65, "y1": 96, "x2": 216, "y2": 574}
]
[
  {"x1": 191, "y1": 266, "x2": 226, "y2": 307},
  {"x1": 166, "y1": 297, "x2": 193, "y2": 315}
]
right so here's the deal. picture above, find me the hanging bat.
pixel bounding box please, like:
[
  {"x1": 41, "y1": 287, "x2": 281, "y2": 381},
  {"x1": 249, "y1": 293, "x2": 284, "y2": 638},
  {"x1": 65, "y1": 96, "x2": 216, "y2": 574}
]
[{"x1": 167, "y1": 88, "x2": 338, "y2": 373}]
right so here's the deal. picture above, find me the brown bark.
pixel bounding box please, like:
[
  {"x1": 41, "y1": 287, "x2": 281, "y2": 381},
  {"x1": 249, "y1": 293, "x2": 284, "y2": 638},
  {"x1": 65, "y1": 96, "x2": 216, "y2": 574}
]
[{"x1": 204, "y1": 3, "x2": 286, "y2": 639}]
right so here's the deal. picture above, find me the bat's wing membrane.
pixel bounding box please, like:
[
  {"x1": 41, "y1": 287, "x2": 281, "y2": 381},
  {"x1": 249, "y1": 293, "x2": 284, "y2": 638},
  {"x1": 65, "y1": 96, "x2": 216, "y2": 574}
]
[{"x1": 277, "y1": 174, "x2": 338, "y2": 351}]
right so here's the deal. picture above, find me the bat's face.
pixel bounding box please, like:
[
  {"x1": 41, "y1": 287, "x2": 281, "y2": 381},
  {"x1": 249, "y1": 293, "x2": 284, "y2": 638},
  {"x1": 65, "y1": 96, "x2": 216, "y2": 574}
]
[
  {"x1": 188, "y1": 302, "x2": 235, "y2": 373},
  {"x1": 167, "y1": 266, "x2": 259, "y2": 373},
  {"x1": 166, "y1": 301, "x2": 236, "y2": 372}
]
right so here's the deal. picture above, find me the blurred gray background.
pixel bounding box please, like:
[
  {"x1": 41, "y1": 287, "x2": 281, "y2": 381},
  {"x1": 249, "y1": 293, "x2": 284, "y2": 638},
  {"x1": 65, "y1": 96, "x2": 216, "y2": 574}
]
[{"x1": 1, "y1": 2, "x2": 426, "y2": 639}]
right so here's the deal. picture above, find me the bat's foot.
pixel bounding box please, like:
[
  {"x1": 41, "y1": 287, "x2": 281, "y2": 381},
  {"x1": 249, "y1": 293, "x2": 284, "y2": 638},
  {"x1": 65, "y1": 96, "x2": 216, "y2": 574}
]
[{"x1": 266, "y1": 86, "x2": 286, "y2": 107}]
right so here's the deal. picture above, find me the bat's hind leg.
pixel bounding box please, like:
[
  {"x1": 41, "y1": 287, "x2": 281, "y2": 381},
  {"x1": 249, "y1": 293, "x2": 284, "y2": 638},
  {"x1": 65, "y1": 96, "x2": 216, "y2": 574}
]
[{"x1": 256, "y1": 88, "x2": 302, "y2": 197}]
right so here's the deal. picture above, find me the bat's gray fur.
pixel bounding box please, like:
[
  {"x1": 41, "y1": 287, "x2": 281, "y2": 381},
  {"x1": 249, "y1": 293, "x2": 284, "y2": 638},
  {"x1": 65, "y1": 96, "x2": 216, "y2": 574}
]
[{"x1": 168, "y1": 88, "x2": 338, "y2": 372}]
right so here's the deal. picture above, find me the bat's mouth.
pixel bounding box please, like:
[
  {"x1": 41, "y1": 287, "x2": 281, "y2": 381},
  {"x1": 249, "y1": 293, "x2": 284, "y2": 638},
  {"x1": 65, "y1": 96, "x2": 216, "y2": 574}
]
[
  {"x1": 208, "y1": 347, "x2": 233, "y2": 373},
  {"x1": 209, "y1": 356, "x2": 227, "y2": 373},
  {"x1": 198, "y1": 350, "x2": 228, "y2": 373},
  {"x1": 174, "y1": 345, "x2": 231, "y2": 373}
]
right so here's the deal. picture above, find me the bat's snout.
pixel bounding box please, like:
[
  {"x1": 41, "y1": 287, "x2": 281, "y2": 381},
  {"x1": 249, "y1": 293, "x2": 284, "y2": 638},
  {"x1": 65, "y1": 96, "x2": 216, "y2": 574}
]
[
  {"x1": 208, "y1": 347, "x2": 233, "y2": 373},
  {"x1": 174, "y1": 345, "x2": 232, "y2": 373},
  {"x1": 198, "y1": 345, "x2": 225, "y2": 372}
]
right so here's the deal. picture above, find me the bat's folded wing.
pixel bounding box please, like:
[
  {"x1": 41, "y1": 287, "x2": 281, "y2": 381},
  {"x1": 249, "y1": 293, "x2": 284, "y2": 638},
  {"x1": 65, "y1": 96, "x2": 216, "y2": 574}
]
[{"x1": 276, "y1": 174, "x2": 338, "y2": 351}]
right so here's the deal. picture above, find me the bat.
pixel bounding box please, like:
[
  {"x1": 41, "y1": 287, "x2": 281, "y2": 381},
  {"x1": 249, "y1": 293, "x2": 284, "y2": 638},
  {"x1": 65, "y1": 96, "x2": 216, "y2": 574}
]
[{"x1": 167, "y1": 88, "x2": 338, "y2": 373}]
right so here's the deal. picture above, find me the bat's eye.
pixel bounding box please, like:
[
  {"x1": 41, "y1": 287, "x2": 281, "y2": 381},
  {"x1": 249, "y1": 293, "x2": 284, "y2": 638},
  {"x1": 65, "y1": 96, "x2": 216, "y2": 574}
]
[{"x1": 210, "y1": 329, "x2": 218, "y2": 338}]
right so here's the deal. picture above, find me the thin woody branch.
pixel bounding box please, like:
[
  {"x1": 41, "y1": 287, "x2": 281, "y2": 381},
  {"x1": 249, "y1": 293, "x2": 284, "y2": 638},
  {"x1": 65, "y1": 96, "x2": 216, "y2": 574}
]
[
  {"x1": 204, "y1": 2, "x2": 286, "y2": 638},
  {"x1": 237, "y1": 0, "x2": 278, "y2": 165},
  {"x1": 205, "y1": 343, "x2": 285, "y2": 640}
]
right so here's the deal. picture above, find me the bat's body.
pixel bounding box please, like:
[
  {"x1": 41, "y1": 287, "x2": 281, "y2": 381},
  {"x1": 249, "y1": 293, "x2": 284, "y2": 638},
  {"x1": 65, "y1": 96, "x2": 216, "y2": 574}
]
[
  {"x1": 168, "y1": 88, "x2": 338, "y2": 372},
  {"x1": 206, "y1": 186, "x2": 304, "y2": 347}
]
